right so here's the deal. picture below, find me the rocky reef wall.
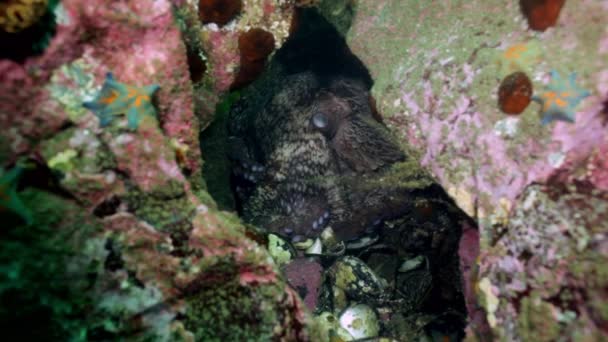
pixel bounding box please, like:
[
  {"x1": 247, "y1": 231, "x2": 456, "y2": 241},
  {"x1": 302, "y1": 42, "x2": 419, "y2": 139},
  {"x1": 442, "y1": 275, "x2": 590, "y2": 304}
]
[
  {"x1": 322, "y1": 0, "x2": 608, "y2": 340},
  {"x1": 1, "y1": 0, "x2": 606, "y2": 340},
  {"x1": 0, "y1": 0, "x2": 310, "y2": 340}
]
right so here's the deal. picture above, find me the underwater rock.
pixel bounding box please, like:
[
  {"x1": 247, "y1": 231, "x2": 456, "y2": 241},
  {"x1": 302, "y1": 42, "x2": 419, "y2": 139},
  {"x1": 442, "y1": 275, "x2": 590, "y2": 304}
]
[
  {"x1": 0, "y1": 0, "x2": 309, "y2": 340},
  {"x1": 174, "y1": 0, "x2": 295, "y2": 128},
  {"x1": 336, "y1": 0, "x2": 608, "y2": 339},
  {"x1": 0, "y1": 165, "x2": 33, "y2": 225}
]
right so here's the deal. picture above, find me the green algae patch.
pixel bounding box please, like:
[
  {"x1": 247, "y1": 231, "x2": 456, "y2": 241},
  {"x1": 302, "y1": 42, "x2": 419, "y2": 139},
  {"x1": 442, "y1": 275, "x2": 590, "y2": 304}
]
[
  {"x1": 124, "y1": 186, "x2": 195, "y2": 234},
  {"x1": 40, "y1": 127, "x2": 116, "y2": 176},
  {"x1": 183, "y1": 258, "x2": 291, "y2": 342},
  {"x1": 0, "y1": 189, "x2": 105, "y2": 340},
  {"x1": 517, "y1": 294, "x2": 561, "y2": 342},
  {"x1": 369, "y1": 159, "x2": 435, "y2": 191}
]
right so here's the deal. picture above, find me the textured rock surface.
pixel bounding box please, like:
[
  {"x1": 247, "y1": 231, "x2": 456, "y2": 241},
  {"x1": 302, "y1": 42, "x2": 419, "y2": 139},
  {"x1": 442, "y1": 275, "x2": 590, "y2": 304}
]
[
  {"x1": 0, "y1": 0, "x2": 308, "y2": 340},
  {"x1": 174, "y1": 0, "x2": 296, "y2": 130},
  {"x1": 330, "y1": 0, "x2": 608, "y2": 340}
]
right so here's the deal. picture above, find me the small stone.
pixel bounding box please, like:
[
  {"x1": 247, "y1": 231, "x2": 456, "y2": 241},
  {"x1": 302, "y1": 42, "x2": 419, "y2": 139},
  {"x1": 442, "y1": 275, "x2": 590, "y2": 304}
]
[{"x1": 338, "y1": 304, "x2": 380, "y2": 340}]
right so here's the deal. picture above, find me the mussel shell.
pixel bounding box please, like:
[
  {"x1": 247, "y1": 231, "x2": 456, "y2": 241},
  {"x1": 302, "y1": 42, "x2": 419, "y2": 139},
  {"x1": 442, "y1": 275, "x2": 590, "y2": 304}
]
[
  {"x1": 345, "y1": 233, "x2": 380, "y2": 251},
  {"x1": 318, "y1": 241, "x2": 346, "y2": 267},
  {"x1": 329, "y1": 256, "x2": 384, "y2": 301},
  {"x1": 398, "y1": 255, "x2": 426, "y2": 273}
]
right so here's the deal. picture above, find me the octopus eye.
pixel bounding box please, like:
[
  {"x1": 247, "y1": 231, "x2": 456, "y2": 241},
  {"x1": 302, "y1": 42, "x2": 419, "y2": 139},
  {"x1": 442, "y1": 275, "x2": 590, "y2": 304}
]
[
  {"x1": 312, "y1": 112, "x2": 329, "y2": 130},
  {"x1": 311, "y1": 111, "x2": 339, "y2": 138}
]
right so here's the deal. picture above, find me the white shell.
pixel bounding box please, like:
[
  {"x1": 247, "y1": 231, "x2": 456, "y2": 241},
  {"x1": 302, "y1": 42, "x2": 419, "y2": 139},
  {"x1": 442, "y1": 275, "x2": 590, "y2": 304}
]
[
  {"x1": 346, "y1": 234, "x2": 379, "y2": 250},
  {"x1": 398, "y1": 255, "x2": 426, "y2": 273},
  {"x1": 338, "y1": 304, "x2": 380, "y2": 340},
  {"x1": 306, "y1": 238, "x2": 323, "y2": 255}
]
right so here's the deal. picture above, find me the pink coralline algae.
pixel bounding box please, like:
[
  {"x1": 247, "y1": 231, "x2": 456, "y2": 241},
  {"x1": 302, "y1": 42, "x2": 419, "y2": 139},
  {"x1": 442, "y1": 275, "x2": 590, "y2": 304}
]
[
  {"x1": 532, "y1": 70, "x2": 591, "y2": 125},
  {"x1": 0, "y1": 0, "x2": 314, "y2": 340}
]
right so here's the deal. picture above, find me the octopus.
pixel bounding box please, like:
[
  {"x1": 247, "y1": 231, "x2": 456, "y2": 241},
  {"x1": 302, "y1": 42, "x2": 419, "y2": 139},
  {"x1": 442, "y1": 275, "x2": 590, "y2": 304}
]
[
  {"x1": 228, "y1": 68, "x2": 469, "y2": 338},
  {"x1": 229, "y1": 70, "x2": 409, "y2": 242},
  {"x1": 227, "y1": 10, "x2": 470, "y2": 339}
]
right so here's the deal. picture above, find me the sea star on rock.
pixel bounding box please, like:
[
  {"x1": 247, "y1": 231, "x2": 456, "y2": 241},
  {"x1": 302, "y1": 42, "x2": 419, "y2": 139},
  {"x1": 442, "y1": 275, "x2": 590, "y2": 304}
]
[
  {"x1": 532, "y1": 70, "x2": 590, "y2": 125},
  {"x1": 496, "y1": 41, "x2": 542, "y2": 78},
  {"x1": 83, "y1": 73, "x2": 159, "y2": 130}
]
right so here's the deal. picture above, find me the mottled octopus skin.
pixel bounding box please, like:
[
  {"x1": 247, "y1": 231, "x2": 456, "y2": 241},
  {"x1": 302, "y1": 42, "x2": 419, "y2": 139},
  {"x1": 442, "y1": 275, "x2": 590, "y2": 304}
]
[
  {"x1": 228, "y1": 70, "x2": 465, "y2": 246},
  {"x1": 229, "y1": 68, "x2": 469, "y2": 336}
]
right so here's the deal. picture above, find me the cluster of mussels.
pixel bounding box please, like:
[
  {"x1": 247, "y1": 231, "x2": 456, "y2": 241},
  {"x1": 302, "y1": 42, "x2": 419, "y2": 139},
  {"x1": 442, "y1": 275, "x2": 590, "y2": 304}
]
[{"x1": 228, "y1": 70, "x2": 468, "y2": 341}]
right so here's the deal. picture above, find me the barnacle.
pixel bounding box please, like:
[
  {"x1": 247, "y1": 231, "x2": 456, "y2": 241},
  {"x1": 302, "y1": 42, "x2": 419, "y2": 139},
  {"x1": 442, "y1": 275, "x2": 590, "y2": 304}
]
[{"x1": 0, "y1": 0, "x2": 48, "y2": 33}]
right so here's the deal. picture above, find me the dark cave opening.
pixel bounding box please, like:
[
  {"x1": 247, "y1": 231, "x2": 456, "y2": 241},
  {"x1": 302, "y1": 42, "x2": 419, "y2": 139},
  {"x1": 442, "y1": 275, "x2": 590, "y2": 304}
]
[{"x1": 201, "y1": 8, "x2": 473, "y2": 340}]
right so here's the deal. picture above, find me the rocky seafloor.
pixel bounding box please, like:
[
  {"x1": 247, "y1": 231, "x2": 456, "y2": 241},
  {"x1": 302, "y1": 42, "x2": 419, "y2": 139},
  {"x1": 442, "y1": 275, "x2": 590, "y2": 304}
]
[{"x1": 0, "y1": 0, "x2": 606, "y2": 341}]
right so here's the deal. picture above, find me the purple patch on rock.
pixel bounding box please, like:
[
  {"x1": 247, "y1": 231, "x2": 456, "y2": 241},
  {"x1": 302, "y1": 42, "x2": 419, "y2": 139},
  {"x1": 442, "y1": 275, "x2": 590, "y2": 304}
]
[{"x1": 283, "y1": 257, "x2": 323, "y2": 311}]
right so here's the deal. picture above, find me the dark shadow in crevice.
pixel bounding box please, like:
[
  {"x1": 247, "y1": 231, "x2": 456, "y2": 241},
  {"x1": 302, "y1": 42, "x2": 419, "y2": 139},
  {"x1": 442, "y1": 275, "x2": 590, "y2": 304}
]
[{"x1": 276, "y1": 8, "x2": 372, "y2": 88}]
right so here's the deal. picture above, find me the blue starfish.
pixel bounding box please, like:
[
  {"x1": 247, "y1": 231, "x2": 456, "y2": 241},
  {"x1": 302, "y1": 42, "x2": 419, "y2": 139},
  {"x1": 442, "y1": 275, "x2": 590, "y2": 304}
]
[
  {"x1": 0, "y1": 166, "x2": 33, "y2": 225},
  {"x1": 532, "y1": 70, "x2": 590, "y2": 125},
  {"x1": 83, "y1": 73, "x2": 160, "y2": 130}
]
